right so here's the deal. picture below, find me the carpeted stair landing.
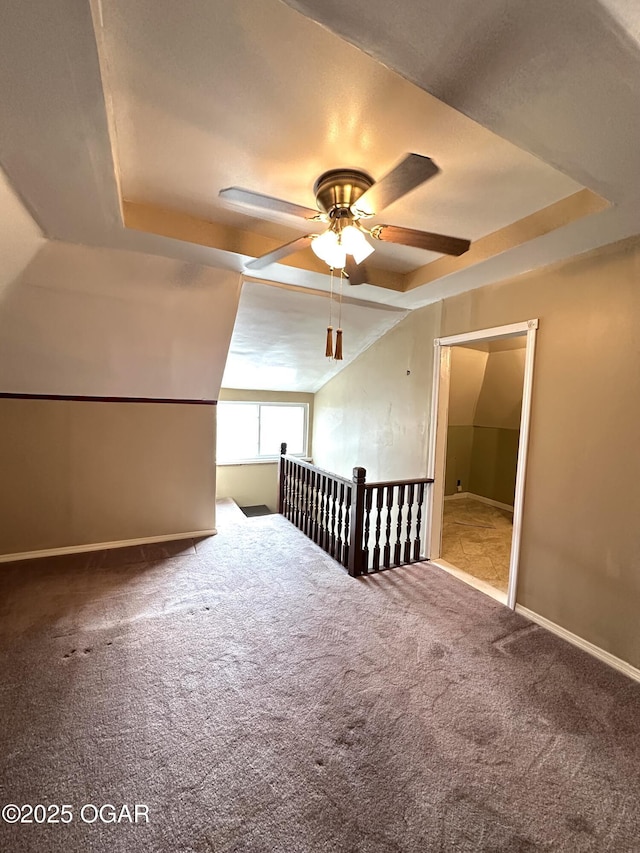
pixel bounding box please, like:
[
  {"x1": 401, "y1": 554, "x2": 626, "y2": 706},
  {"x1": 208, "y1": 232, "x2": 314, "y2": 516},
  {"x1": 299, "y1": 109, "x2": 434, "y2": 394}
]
[{"x1": 0, "y1": 508, "x2": 639, "y2": 852}]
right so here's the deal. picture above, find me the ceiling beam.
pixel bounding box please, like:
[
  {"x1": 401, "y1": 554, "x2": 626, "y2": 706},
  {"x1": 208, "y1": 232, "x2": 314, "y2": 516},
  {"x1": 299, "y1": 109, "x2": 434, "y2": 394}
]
[
  {"x1": 403, "y1": 189, "x2": 610, "y2": 291},
  {"x1": 123, "y1": 201, "x2": 405, "y2": 292}
]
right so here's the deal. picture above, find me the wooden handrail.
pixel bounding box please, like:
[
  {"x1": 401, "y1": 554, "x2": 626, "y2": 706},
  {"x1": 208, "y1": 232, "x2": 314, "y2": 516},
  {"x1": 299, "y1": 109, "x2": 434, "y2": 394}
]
[
  {"x1": 365, "y1": 476, "x2": 434, "y2": 490},
  {"x1": 279, "y1": 453, "x2": 353, "y2": 487},
  {"x1": 278, "y1": 442, "x2": 433, "y2": 577}
]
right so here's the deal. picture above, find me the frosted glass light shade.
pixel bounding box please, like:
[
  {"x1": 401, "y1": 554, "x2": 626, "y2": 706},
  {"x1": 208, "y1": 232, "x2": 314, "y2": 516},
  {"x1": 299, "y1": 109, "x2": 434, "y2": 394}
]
[
  {"x1": 340, "y1": 225, "x2": 375, "y2": 264},
  {"x1": 326, "y1": 243, "x2": 347, "y2": 269},
  {"x1": 312, "y1": 229, "x2": 346, "y2": 269}
]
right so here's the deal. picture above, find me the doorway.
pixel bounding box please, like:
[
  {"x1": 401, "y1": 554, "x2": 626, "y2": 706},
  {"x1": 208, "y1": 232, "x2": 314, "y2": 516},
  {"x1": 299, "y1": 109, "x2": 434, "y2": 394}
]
[{"x1": 426, "y1": 321, "x2": 538, "y2": 608}]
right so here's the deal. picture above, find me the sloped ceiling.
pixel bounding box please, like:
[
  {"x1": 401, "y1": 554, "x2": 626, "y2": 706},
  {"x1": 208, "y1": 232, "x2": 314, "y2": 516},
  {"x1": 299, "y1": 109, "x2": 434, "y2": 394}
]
[
  {"x1": 222, "y1": 281, "x2": 408, "y2": 392},
  {"x1": 0, "y1": 242, "x2": 241, "y2": 399},
  {"x1": 0, "y1": 169, "x2": 44, "y2": 295}
]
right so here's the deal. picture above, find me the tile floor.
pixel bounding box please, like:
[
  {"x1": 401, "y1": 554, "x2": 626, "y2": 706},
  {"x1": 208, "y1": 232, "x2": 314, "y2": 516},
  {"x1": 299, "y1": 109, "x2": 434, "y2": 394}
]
[{"x1": 440, "y1": 497, "x2": 514, "y2": 593}]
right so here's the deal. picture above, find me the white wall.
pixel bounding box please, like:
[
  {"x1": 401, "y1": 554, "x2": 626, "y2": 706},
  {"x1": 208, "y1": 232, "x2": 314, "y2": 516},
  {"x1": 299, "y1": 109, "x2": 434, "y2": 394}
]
[
  {"x1": 312, "y1": 302, "x2": 442, "y2": 481},
  {"x1": 0, "y1": 168, "x2": 44, "y2": 294}
]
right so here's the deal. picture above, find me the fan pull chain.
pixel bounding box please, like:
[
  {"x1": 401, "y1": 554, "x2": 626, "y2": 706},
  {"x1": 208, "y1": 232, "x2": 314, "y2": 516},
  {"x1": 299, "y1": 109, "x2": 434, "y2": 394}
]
[
  {"x1": 334, "y1": 268, "x2": 344, "y2": 361},
  {"x1": 325, "y1": 266, "x2": 334, "y2": 358}
]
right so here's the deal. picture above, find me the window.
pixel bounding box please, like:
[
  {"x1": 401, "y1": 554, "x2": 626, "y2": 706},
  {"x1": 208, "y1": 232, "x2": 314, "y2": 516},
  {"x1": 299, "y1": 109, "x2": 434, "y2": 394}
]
[{"x1": 217, "y1": 402, "x2": 308, "y2": 463}]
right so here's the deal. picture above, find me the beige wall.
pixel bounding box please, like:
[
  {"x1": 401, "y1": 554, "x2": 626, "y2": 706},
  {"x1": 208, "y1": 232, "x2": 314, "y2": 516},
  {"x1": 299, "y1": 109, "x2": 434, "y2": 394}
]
[
  {"x1": 445, "y1": 425, "x2": 474, "y2": 495},
  {"x1": 448, "y1": 347, "x2": 487, "y2": 426},
  {"x1": 445, "y1": 347, "x2": 487, "y2": 495},
  {"x1": 313, "y1": 235, "x2": 640, "y2": 669},
  {"x1": 0, "y1": 243, "x2": 238, "y2": 559},
  {"x1": 216, "y1": 389, "x2": 314, "y2": 511},
  {"x1": 468, "y1": 427, "x2": 520, "y2": 507},
  {"x1": 216, "y1": 462, "x2": 280, "y2": 513},
  {"x1": 445, "y1": 346, "x2": 524, "y2": 501},
  {"x1": 474, "y1": 348, "x2": 525, "y2": 429},
  {"x1": 440, "y1": 236, "x2": 640, "y2": 666},
  {"x1": 312, "y1": 302, "x2": 442, "y2": 481},
  {"x1": 0, "y1": 399, "x2": 216, "y2": 556},
  {"x1": 468, "y1": 347, "x2": 525, "y2": 505},
  {"x1": 444, "y1": 347, "x2": 489, "y2": 495}
]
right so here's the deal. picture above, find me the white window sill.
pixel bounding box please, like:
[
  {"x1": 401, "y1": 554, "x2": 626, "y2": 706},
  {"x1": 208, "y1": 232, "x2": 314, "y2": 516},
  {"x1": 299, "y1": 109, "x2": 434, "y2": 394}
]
[{"x1": 217, "y1": 456, "x2": 311, "y2": 467}]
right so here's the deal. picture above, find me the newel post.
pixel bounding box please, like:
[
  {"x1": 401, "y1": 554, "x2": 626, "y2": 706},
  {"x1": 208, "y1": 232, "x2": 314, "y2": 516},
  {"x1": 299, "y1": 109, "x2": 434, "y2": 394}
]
[
  {"x1": 277, "y1": 442, "x2": 287, "y2": 514},
  {"x1": 348, "y1": 466, "x2": 367, "y2": 577}
]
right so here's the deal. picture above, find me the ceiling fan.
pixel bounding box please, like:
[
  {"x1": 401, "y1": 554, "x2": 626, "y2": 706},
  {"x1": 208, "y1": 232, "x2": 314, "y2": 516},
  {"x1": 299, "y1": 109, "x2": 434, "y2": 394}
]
[{"x1": 219, "y1": 153, "x2": 471, "y2": 285}]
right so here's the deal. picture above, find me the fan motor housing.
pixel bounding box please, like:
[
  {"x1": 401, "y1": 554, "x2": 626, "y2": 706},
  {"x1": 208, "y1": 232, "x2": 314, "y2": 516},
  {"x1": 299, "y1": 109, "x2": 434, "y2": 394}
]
[{"x1": 313, "y1": 169, "x2": 374, "y2": 216}]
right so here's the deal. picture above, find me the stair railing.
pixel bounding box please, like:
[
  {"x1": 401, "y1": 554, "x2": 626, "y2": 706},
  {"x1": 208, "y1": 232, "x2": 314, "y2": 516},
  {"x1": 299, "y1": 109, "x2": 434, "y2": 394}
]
[{"x1": 278, "y1": 443, "x2": 433, "y2": 577}]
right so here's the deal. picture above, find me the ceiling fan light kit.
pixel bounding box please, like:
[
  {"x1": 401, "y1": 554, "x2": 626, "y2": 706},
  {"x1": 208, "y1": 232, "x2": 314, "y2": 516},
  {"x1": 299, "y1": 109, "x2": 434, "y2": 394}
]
[
  {"x1": 310, "y1": 216, "x2": 374, "y2": 269},
  {"x1": 220, "y1": 153, "x2": 471, "y2": 281},
  {"x1": 340, "y1": 224, "x2": 374, "y2": 264},
  {"x1": 219, "y1": 153, "x2": 471, "y2": 359},
  {"x1": 311, "y1": 228, "x2": 347, "y2": 269}
]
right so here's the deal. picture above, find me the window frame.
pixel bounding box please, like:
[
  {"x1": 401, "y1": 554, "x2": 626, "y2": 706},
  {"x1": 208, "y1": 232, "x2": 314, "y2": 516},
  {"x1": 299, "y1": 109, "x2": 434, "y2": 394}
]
[{"x1": 216, "y1": 400, "x2": 309, "y2": 465}]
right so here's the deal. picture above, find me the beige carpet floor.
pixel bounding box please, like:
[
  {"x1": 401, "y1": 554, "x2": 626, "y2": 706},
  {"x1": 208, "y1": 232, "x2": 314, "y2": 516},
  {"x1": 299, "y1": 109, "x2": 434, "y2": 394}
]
[{"x1": 1, "y1": 503, "x2": 639, "y2": 852}]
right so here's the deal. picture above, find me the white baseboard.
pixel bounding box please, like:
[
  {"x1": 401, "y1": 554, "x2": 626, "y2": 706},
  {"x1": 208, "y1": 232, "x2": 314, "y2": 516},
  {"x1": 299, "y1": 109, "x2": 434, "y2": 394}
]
[
  {"x1": 444, "y1": 491, "x2": 514, "y2": 512},
  {"x1": 516, "y1": 604, "x2": 640, "y2": 685},
  {"x1": 431, "y1": 558, "x2": 508, "y2": 606},
  {"x1": 0, "y1": 529, "x2": 217, "y2": 564}
]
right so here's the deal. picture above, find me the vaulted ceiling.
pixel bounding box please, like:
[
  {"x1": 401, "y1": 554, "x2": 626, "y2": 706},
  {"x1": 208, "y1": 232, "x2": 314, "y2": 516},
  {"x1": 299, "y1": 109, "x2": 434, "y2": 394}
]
[{"x1": 1, "y1": 0, "x2": 638, "y2": 393}]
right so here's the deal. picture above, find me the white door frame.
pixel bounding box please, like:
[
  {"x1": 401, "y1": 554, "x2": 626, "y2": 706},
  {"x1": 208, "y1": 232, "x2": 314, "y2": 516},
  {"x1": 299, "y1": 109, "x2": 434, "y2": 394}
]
[{"x1": 425, "y1": 319, "x2": 538, "y2": 609}]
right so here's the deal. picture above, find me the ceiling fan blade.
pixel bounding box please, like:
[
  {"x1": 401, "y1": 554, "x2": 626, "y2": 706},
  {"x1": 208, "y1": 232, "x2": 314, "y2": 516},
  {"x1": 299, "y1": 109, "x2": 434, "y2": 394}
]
[
  {"x1": 371, "y1": 225, "x2": 470, "y2": 257},
  {"x1": 219, "y1": 187, "x2": 321, "y2": 220},
  {"x1": 354, "y1": 154, "x2": 440, "y2": 216},
  {"x1": 245, "y1": 235, "x2": 313, "y2": 271},
  {"x1": 344, "y1": 256, "x2": 369, "y2": 285}
]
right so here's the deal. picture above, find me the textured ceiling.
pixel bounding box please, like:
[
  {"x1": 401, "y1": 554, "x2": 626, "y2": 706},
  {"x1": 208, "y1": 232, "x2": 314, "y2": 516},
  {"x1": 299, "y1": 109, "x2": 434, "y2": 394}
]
[
  {"x1": 282, "y1": 0, "x2": 640, "y2": 284},
  {"x1": 0, "y1": 168, "x2": 44, "y2": 295},
  {"x1": 99, "y1": 0, "x2": 583, "y2": 278},
  {"x1": 223, "y1": 280, "x2": 408, "y2": 392},
  {"x1": 0, "y1": 0, "x2": 639, "y2": 393}
]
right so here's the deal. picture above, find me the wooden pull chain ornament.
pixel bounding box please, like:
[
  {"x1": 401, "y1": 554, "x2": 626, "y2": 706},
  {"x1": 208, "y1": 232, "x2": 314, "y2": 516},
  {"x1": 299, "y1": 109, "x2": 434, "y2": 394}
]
[
  {"x1": 334, "y1": 328, "x2": 343, "y2": 360},
  {"x1": 334, "y1": 267, "x2": 344, "y2": 360},
  {"x1": 325, "y1": 325, "x2": 334, "y2": 358},
  {"x1": 324, "y1": 266, "x2": 344, "y2": 360}
]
